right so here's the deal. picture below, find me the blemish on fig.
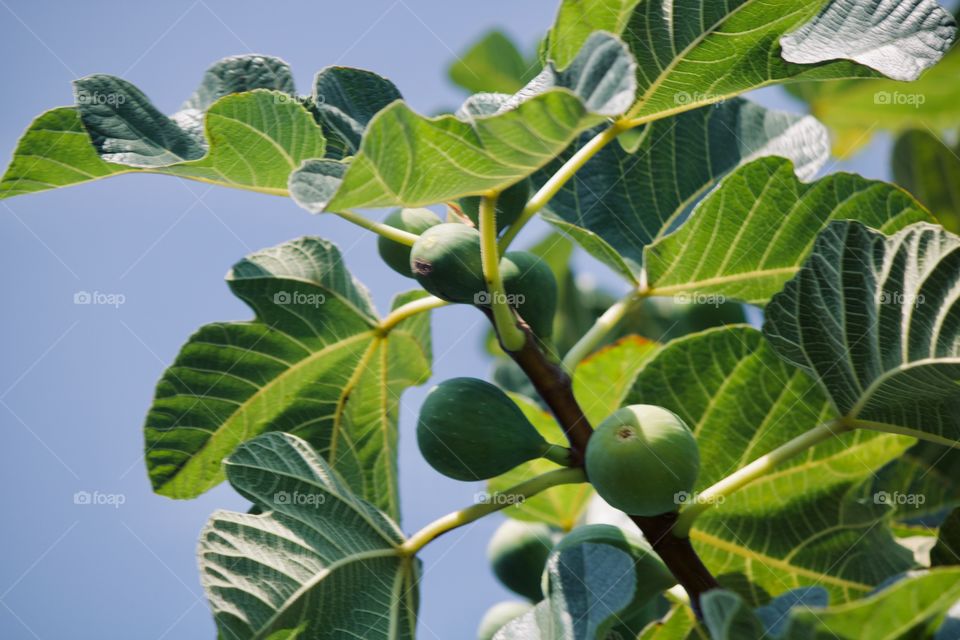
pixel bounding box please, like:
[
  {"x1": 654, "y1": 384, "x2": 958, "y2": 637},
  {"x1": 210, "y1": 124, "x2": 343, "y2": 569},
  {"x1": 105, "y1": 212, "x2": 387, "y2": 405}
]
[{"x1": 413, "y1": 259, "x2": 433, "y2": 277}]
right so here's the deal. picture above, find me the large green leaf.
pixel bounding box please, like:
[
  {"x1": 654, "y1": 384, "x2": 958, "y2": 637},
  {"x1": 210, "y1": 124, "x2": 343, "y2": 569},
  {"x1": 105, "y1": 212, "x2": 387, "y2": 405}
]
[
  {"x1": 789, "y1": 46, "x2": 960, "y2": 157},
  {"x1": 448, "y1": 30, "x2": 539, "y2": 94},
  {"x1": 494, "y1": 542, "x2": 637, "y2": 639},
  {"x1": 874, "y1": 440, "x2": 960, "y2": 525},
  {"x1": 893, "y1": 129, "x2": 960, "y2": 233},
  {"x1": 703, "y1": 569, "x2": 960, "y2": 640},
  {"x1": 312, "y1": 33, "x2": 637, "y2": 212},
  {"x1": 536, "y1": 99, "x2": 830, "y2": 280},
  {"x1": 764, "y1": 221, "x2": 960, "y2": 447},
  {"x1": 546, "y1": 0, "x2": 641, "y2": 68},
  {"x1": 0, "y1": 55, "x2": 335, "y2": 199},
  {"x1": 644, "y1": 157, "x2": 934, "y2": 305},
  {"x1": 487, "y1": 395, "x2": 593, "y2": 530},
  {"x1": 199, "y1": 432, "x2": 418, "y2": 640},
  {"x1": 627, "y1": 326, "x2": 914, "y2": 602},
  {"x1": 622, "y1": 0, "x2": 956, "y2": 121},
  {"x1": 144, "y1": 238, "x2": 432, "y2": 518},
  {"x1": 312, "y1": 66, "x2": 402, "y2": 159}
]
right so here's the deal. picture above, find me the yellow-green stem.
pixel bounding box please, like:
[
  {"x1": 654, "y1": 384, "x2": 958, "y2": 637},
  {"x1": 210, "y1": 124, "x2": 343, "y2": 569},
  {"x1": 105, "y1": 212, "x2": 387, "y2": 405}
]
[
  {"x1": 498, "y1": 120, "x2": 629, "y2": 252},
  {"x1": 562, "y1": 288, "x2": 644, "y2": 371},
  {"x1": 379, "y1": 296, "x2": 448, "y2": 332},
  {"x1": 672, "y1": 420, "x2": 851, "y2": 537},
  {"x1": 399, "y1": 467, "x2": 586, "y2": 556},
  {"x1": 334, "y1": 210, "x2": 418, "y2": 246},
  {"x1": 480, "y1": 193, "x2": 526, "y2": 351}
]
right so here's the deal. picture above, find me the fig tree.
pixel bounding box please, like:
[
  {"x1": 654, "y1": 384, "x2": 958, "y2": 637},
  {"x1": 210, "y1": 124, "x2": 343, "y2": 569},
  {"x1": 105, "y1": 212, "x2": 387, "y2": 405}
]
[
  {"x1": 417, "y1": 378, "x2": 565, "y2": 480},
  {"x1": 585, "y1": 405, "x2": 699, "y2": 516},
  {"x1": 476, "y1": 601, "x2": 532, "y2": 640},
  {"x1": 488, "y1": 520, "x2": 556, "y2": 601},
  {"x1": 377, "y1": 208, "x2": 442, "y2": 276},
  {"x1": 500, "y1": 251, "x2": 558, "y2": 338},
  {"x1": 459, "y1": 179, "x2": 530, "y2": 232},
  {"x1": 410, "y1": 223, "x2": 485, "y2": 303}
]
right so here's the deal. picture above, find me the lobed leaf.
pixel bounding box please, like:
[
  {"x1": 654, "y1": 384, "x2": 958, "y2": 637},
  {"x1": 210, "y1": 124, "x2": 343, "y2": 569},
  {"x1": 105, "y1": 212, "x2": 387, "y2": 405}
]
[
  {"x1": 644, "y1": 157, "x2": 933, "y2": 305},
  {"x1": 536, "y1": 99, "x2": 830, "y2": 280},
  {"x1": 144, "y1": 238, "x2": 432, "y2": 519},
  {"x1": 199, "y1": 432, "x2": 418, "y2": 640},
  {"x1": 764, "y1": 222, "x2": 960, "y2": 447},
  {"x1": 628, "y1": 326, "x2": 915, "y2": 602}
]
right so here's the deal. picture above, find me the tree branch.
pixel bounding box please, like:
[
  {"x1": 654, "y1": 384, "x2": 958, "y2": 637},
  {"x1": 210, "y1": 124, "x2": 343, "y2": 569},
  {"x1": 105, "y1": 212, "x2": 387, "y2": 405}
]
[{"x1": 482, "y1": 309, "x2": 720, "y2": 615}]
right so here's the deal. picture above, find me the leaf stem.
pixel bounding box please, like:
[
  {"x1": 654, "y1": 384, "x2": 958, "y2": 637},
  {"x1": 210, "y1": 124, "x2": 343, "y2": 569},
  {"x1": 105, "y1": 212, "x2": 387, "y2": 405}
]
[
  {"x1": 399, "y1": 466, "x2": 586, "y2": 556},
  {"x1": 334, "y1": 210, "x2": 419, "y2": 246},
  {"x1": 562, "y1": 288, "x2": 642, "y2": 371},
  {"x1": 672, "y1": 419, "x2": 851, "y2": 537},
  {"x1": 480, "y1": 193, "x2": 526, "y2": 351},
  {"x1": 379, "y1": 295, "x2": 448, "y2": 332},
  {"x1": 498, "y1": 120, "x2": 630, "y2": 252}
]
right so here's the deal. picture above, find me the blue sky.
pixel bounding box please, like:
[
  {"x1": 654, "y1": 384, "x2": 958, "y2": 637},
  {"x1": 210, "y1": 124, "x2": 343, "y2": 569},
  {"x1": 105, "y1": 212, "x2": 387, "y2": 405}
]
[{"x1": 0, "y1": 1, "x2": 896, "y2": 638}]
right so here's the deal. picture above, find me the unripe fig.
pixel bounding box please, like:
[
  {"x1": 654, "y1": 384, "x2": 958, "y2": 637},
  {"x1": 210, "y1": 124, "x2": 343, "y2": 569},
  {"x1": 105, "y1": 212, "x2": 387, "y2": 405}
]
[
  {"x1": 488, "y1": 520, "x2": 556, "y2": 601},
  {"x1": 477, "y1": 601, "x2": 532, "y2": 640},
  {"x1": 377, "y1": 208, "x2": 442, "y2": 276},
  {"x1": 585, "y1": 405, "x2": 699, "y2": 516},
  {"x1": 410, "y1": 223, "x2": 485, "y2": 303},
  {"x1": 500, "y1": 251, "x2": 558, "y2": 338},
  {"x1": 417, "y1": 378, "x2": 557, "y2": 480},
  {"x1": 460, "y1": 179, "x2": 530, "y2": 232}
]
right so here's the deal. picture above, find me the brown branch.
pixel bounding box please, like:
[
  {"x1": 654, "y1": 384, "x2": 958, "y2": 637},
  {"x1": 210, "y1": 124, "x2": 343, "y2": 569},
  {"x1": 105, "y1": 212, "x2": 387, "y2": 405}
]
[{"x1": 484, "y1": 310, "x2": 719, "y2": 616}]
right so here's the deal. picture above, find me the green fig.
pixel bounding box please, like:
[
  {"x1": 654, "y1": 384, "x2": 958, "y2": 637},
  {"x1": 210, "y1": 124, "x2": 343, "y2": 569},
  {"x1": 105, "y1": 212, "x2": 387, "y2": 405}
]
[
  {"x1": 417, "y1": 378, "x2": 562, "y2": 480},
  {"x1": 410, "y1": 223, "x2": 486, "y2": 303},
  {"x1": 477, "y1": 601, "x2": 532, "y2": 640},
  {"x1": 459, "y1": 179, "x2": 530, "y2": 232},
  {"x1": 500, "y1": 251, "x2": 558, "y2": 338},
  {"x1": 377, "y1": 208, "x2": 442, "y2": 276},
  {"x1": 488, "y1": 520, "x2": 556, "y2": 601},
  {"x1": 585, "y1": 405, "x2": 699, "y2": 516}
]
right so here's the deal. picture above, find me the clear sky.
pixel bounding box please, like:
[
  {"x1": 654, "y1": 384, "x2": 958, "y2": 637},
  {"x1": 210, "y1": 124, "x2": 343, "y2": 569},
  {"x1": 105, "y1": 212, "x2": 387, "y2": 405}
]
[{"x1": 0, "y1": 1, "x2": 896, "y2": 638}]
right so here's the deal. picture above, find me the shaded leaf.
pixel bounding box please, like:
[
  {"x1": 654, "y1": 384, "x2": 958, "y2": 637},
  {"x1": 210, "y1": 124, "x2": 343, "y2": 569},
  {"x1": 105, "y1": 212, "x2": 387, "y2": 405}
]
[
  {"x1": 893, "y1": 129, "x2": 960, "y2": 233},
  {"x1": 931, "y1": 509, "x2": 960, "y2": 567},
  {"x1": 546, "y1": 0, "x2": 641, "y2": 68},
  {"x1": 199, "y1": 432, "x2": 418, "y2": 640},
  {"x1": 645, "y1": 157, "x2": 933, "y2": 305},
  {"x1": 537, "y1": 99, "x2": 830, "y2": 280},
  {"x1": 182, "y1": 54, "x2": 295, "y2": 112},
  {"x1": 449, "y1": 30, "x2": 539, "y2": 94},
  {"x1": 873, "y1": 440, "x2": 960, "y2": 525},
  {"x1": 627, "y1": 326, "x2": 915, "y2": 602},
  {"x1": 312, "y1": 66, "x2": 401, "y2": 159},
  {"x1": 144, "y1": 238, "x2": 432, "y2": 520},
  {"x1": 764, "y1": 222, "x2": 960, "y2": 446}
]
